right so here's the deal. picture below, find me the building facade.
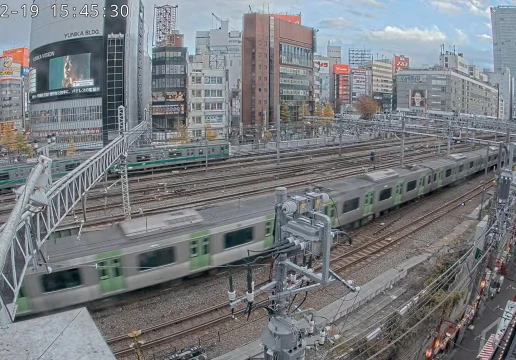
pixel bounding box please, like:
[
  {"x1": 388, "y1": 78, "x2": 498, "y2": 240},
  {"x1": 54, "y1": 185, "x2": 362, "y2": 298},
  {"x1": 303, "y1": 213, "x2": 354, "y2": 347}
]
[
  {"x1": 350, "y1": 68, "x2": 366, "y2": 105},
  {"x1": 29, "y1": 0, "x2": 146, "y2": 151},
  {"x1": 314, "y1": 56, "x2": 330, "y2": 105},
  {"x1": 363, "y1": 60, "x2": 393, "y2": 112},
  {"x1": 333, "y1": 64, "x2": 350, "y2": 111},
  {"x1": 195, "y1": 19, "x2": 242, "y2": 137},
  {"x1": 491, "y1": 6, "x2": 516, "y2": 75},
  {"x1": 0, "y1": 78, "x2": 24, "y2": 128},
  {"x1": 488, "y1": 67, "x2": 512, "y2": 120},
  {"x1": 187, "y1": 54, "x2": 229, "y2": 139},
  {"x1": 396, "y1": 68, "x2": 499, "y2": 117},
  {"x1": 242, "y1": 13, "x2": 315, "y2": 135},
  {"x1": 151, "y1": 34, "x2": 188, "y2": 140},
  {"x1": 327, "y1": 45, "x2": 341, "y2": 107}
]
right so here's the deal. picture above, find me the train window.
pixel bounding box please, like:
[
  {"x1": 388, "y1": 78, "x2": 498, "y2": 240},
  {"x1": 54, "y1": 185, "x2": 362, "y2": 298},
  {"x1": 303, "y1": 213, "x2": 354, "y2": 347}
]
[
  {"x1": 98, "y1": 262, "x2": 109, "y2": 280},
  {"x1": 419, "y1": 177, "x2": 424, "y2": 187},
  {"x1": 433, "y1": 174, "x2": 437, "y2": 182},
  {"x1": 427, "y1": 175, "x2": 431, "y2": 184},
  {"x1": 445, "y1": 169, "x2": 452, "y2": 177},
  {"x1": 65, "y1": 162, "x2": 80, "y2": 172},
  {"x1": 224, "y1": 227, "x2": 254, "y2": 249},
  {"x1": 379, "y1": 188, "x2": 392, "y2": 201},
  {"x1": 191, "y1": 240, "x2": 198, "y2": 257},
  {"x1": 203, "y1": 238, "x2": 210, "y2": 254},
  {"x1": 459, "y1": 165, "x2": 464, "y2": 173},
  {"x1": 406, "y1": 180, "x2": 417, "y2": 192},
  {"x1": 169, "y1": 151, "x2": 182, "y2": 158},
  {"x1": 342, "y1": 198, "x2": 359, "y2": 213},
  {"x1": 138, "y1": 247, "x2": 176, "y2": 271},
  {"x1": 0, "y1": 173, "x2": 8, "y2": 181},
  {"x1": 112, "y1": 258, "x2": 122, "y2": 277},
  {"x1": 136, "y1": 155, "x2": 151, "y2": 162},
  {"x1": 199, "y1": 149, "x2": 204, "y2": 155},
  {"x1": 221, "y1": 147, "x2": 225, "y2": 153},
  {"x1": 469, "y1": 162, "x2": 474, "y2": 169},
  {"x1": 41, "y1": 268, "x2": 82, "y2": 293},
  {"x1": 265, "y1": 221, "x2": 272, "y2": 237}
]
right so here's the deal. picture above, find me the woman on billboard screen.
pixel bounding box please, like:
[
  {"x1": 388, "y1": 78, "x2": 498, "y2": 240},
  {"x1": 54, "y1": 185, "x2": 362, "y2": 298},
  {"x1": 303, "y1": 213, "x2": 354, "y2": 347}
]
[{"x1": 62, "y1": 54, "x2": 90, "y2": 88}]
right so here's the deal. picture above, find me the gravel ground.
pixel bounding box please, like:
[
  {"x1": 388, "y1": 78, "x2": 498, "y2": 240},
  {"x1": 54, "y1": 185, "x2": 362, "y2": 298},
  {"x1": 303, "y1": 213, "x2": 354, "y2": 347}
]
[{"x1": 93, "y1": 169, "x2": 491, "y2": 359}]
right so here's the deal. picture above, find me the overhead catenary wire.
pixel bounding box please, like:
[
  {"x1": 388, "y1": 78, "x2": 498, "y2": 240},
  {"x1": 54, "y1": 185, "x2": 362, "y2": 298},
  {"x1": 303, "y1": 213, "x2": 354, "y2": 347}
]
[{"x1": 327, "y1": 220, "x2": 496, "y2": 358}]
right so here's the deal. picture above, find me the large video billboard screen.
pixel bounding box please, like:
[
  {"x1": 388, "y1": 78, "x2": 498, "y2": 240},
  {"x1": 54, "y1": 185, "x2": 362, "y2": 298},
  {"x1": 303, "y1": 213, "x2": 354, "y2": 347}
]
[
  {"x1": 409, "y1": 89, "x2": 427, "y2": 109},
  {"x1": 30, "y1": 0, "x2": 105, "y2": 51},
  {"x1": 29, "y1": 37, "x2": 103, "y2": 103}
]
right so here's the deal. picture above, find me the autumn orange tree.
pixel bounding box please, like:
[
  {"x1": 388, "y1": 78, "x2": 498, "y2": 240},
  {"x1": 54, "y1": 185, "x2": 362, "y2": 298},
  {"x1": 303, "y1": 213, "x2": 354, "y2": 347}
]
[
  {"x1": 204, "y1": 124, "x2": 218, "y2": 141},
  {"x1": 355, "y1": 96, "x2": 380, "y2": 120}
]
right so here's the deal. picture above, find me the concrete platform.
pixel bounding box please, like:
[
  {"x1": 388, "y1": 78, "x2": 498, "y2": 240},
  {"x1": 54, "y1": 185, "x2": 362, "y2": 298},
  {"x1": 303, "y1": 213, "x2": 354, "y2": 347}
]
[{"x1": 0, "y1": 308, "x2": 115, "y2": 360}]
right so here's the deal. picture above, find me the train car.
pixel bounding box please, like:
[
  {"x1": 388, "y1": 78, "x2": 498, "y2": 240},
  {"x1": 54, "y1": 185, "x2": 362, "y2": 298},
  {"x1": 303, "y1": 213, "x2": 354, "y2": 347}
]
[
  {"x1": 14, "y1": 146, "x2": 503, "y2": 316},
  {"x1": 0, "y1": 141, "x2": 230, "y2": 193}
]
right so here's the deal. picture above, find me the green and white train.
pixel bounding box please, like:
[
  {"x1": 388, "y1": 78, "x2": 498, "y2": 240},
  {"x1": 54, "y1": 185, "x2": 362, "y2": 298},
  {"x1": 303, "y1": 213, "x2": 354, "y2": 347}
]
[
  {"x1": 0, "y1": 141, "x2": 230, "y2": 194},
  {"x1": 15, "y1": 146, "x2": 503, "y2": 316}
]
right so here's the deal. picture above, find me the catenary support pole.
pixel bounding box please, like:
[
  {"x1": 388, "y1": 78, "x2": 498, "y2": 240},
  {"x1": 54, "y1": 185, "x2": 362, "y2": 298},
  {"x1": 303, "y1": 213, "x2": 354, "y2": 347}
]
[
  {"x1": 401, "y1": 114, "x2": 405, "y2": 166},
  {"x1": 447, "y1": 117, "x2": 452, "y2": 155},
  {"x1": 276, "y1": 104, "x2": 281, "y2": 165}
]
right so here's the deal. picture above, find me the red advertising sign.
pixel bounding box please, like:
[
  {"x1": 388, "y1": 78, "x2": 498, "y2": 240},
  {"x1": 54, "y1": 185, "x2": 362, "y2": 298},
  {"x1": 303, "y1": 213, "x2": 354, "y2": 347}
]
[
  {"x1": 271, "y1": 14, "x2": 301, "y2": 24},
  {"x1": 394, "y1": 55, "x2": 409, "y2": 73},
  {"x1": 2, "y1": 48, "x2": 29, "y2": 68},
  {"x1": 333, "y1": 64, "x2": 349, "y2": 75}
]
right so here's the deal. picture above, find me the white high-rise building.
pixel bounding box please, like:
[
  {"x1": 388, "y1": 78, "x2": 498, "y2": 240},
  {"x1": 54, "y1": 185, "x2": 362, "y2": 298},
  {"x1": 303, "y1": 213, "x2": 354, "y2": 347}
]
[
  {"x1": 195, "y1": 19, "x2": 242, "y2": 137},
  {"x1": 187, "y1": 55, "x2": 229, "y2": 139}
]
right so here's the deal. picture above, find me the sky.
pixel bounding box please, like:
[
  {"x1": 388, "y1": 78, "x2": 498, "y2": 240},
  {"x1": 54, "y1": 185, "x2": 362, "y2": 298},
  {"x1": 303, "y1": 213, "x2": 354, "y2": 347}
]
[{"x1": 1, "y1": 0, "x2": 515, "y2": 71}]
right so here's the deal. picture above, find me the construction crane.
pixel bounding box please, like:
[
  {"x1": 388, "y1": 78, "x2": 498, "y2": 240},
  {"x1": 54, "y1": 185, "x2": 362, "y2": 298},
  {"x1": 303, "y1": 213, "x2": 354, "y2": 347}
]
[
  {"x1": 212, "y1": 13, "x2": 236, "y2": 31},
  {"x1": 0, "y1": 109, "x2": 149, "y2": 324}
]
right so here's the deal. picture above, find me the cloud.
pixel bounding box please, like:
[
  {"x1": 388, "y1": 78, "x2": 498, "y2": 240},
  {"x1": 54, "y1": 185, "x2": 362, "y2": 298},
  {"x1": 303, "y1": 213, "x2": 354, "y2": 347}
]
[
  {"x1": 476, "y1": 33, "x2": 492, "y2": 42},
  {"x1": 429, "y1": 1, "x2": 461, "y2": 14},
  {"x1": 485, "y1": 22, "x2": 492, "y2": 29},
  {"x1": 455, "y1": 28, "x2": 469, "y2": 44},
  {"x1": 354, "y1": 0, "x2": 386, "y2": 8},
  {"x1": 346, "y1": 9, "x2": 376, "y2": 18},
  {"x1": 318, "y1": 17, "x2": 354, "y2": 29},
  {"x1": 365, "y1": 26, "x2": 447, "y2": 43},
  {"x1": 467, "y1": 4, "x2": 490, "y2": 18}
]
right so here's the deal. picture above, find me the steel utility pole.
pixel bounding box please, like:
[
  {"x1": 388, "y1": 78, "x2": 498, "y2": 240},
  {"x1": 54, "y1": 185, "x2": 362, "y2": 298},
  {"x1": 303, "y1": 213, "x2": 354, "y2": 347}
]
[
  {"x1": 228, "y1": 187, "x2": 356, "y2": 360},
  {"x1": 276, "y1": 104, "x2": 281, "y2": 165},
  {"x1": 118, "y1": 105, "x2": 131, "y2": 220},
  {"x1": 447, "y1": 117, "x2": 452, "y2": 155},
  {"x1": 400, "y1": 114, "x2": 405, "y2": 166}
]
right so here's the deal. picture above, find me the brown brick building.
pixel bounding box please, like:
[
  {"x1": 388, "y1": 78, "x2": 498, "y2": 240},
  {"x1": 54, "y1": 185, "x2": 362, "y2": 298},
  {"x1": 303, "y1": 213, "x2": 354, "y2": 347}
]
[{"x1": 242, "y1": 13, "x2": 316, "y2": 135}]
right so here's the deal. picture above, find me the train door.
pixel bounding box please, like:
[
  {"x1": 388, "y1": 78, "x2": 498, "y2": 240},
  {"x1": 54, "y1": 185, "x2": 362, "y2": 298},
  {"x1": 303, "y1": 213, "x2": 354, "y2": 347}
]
[
  {"x1": 418, "y1": 175, "x2": 425, "y2": 196},
  {"x1": 97, "y1": 250, "x2": 125, "y2": 294},
  {"x1": 325, "y1": 199, "x2": 337, "y2": 226},
  {"x1": 190, "y1": 230, "x2": 211, "y2": 271},
  {"x1": 16, "y1": 286, "x2": 30, "y2": 314},
  {"x1": 437, "y1": 169, "x2": 444, "y2": 187},
  {"x1": 364, "y1": 188, "x2": 375, "y2": 216},
  {"x1": 264, "y1": 215, "x2": 274, "y2": 249},
  {"x1": 394, "y1": 181, "x2": 403, "y2": 205}
]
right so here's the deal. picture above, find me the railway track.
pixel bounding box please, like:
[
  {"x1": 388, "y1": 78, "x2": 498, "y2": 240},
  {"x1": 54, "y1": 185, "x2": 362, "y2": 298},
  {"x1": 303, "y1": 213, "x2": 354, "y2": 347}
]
[
  {"x1": 107, "y1": 180, "x2": 491, "y2": 357},
  {"x1": 60, "y1": 151, "x2": 443, "y2": 229}
]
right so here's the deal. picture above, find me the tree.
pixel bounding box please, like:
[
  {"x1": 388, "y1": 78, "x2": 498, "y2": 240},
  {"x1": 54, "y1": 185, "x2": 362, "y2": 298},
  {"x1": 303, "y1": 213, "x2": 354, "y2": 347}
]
[
  {"x1": 1, "y1": 130, "x2": 32, "y2": 156},
  {"x1": 171, "y1": 125, "x2": 189, "y2": 143},
  {"x1": 323, "y1": 103, "x2": 334, "y2": 118},
  {"x1": 315, "y1": 102, "x2": 323, "y2": 117},
  {"x1": 263, "y1": 130, "x2": 272, "y2": 142},
  {"x1": 66, "y1": 138, "x2": 76, "y2": 157},
  {"x1": 204, "y1": 124, "x2": 218, "y2": 141},
  {"x1": 296, "y1": 102, "x2": 311, "y2": 121},
  {"x1": 355, "y1": 96, "x2": 380, "y2": 120},
  {"x1": 280, "y1": 102, "x2": 291, "y2": 122}
]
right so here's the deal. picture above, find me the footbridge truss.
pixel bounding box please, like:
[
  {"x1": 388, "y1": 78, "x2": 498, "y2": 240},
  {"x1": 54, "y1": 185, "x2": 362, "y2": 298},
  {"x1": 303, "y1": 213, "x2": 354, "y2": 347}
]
[{"x1": 0, "y1": 118, "x2": 149, "y2": 324}]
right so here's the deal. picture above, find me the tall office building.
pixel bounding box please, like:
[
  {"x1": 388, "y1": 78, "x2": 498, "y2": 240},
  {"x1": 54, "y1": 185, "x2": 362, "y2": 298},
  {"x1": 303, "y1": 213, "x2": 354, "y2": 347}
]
[
  {"x1": 491, "y1": 6, "x2": 516, "y2": 75},
  {"x1": 242, "y1": 13, "x2": 316, "y2": 136},
  {"x1": 29, "y1": 0, "x2": 146, "y2": 151}
]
